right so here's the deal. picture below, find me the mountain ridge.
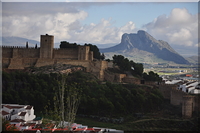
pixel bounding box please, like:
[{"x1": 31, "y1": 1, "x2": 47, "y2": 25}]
[{"x1": 100, "y1": 30, "x2": 189, "y2": 64}]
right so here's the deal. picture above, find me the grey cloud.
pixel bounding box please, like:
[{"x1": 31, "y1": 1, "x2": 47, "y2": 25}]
[{"x1": 2, "y1": 2, "x2": 80, "y2": 16}]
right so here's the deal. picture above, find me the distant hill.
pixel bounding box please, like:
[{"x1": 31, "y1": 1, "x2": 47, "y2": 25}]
[
  {"x1": 185, "y1": 56, "x2": 199, "y2": 64},
  {"x1": 2, "y1": 36, "x2": 40, "y2": 47},
  {"x1": 100, "y1": 30, "x2": 189, "y2": 64}
]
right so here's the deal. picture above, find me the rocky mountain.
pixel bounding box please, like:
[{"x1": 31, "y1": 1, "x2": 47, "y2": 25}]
[{"x1": 100, "y1": 30, "x2": 189, "y2": 64}]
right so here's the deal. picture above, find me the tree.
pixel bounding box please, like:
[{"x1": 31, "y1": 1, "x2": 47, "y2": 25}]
[
  {"x1": 84, "y1": 43, "x2": 101, "y2": 59},
  {"x1": 52, "y1": 74, "x2": 81, "y2": 130},
  {"x1": 143, "y1": 71, "x2": 162, "y2": 82},
  {"x1": 60, "y1": 41, "x2": 78, "y2": 48},
  {"x1": 35, "y1": 44, "x2": 38, "y2": 49},
  {"x1": 101, "y1": 53, "x2": 105, "y2": 60},
  {"x1": 130, "y1": 61, "x2": 144, "y2": 76},
  {"x1": 113, "y1": 55, "x2": 131, "y2": 71},
  {"x1": 26, "y1": 41, "x2": 28, "y2": 48}
]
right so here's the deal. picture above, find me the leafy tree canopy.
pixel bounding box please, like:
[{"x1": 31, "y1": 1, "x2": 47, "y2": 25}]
[
  {"x1": 143, "y1": 71, "x2": 162, "y2": 82},
  {"x1": 60, "y1": 41, "x2": 78, "y2": 48}
]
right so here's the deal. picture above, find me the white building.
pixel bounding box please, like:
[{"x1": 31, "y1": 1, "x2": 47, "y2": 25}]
[
  {"x1": 1, "y1": 104, "x2": 36, "y2": 122},
  {"x1": 178, "y1": 81, "x2": 200, "y2": 94}
]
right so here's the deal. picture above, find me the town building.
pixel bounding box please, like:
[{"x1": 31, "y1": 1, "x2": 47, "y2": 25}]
[{"x1": 1, "y1": 104, "x2": 41, "y2": 131}]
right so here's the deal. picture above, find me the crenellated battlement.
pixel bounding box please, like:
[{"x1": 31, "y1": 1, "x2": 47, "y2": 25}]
[
  {"x1": 2, "y1": 35, "x2": 97, "y2": 76},
  {"x1": 1, "y1": 45, "x2": 36, "y2": 49}
]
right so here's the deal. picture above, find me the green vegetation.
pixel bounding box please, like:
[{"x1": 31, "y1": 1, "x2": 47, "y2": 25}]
[
  {"x1": 113, "y1": 55, "x2": 161, "y2": 81},
  {"x1": 60, "y1": 41, "x2": 79, "y2": 48},
  {"x1": 2, "y1": 69, "x2": 199, "y2": 131},
  {"x1": 3, "y1": 70, "x2": 163, "y2": 116},
  {"x1": 84, "y1": 43, "x2": 105, "y2": 60}
]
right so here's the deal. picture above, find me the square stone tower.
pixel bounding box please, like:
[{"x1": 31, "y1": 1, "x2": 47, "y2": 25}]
[
  {"x1": 78, "y1": 46, "x2": 90, "y2": 60},
  {"x1": 40, "y1": 34, "x2": 54, "y2": 58}
]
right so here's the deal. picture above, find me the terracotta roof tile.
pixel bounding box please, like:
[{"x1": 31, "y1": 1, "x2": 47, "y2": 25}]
[
  {"x1": 1, "y1": 110, "x2": 10, "y2": 115},
  {"x1": 25, "y1": 106, "x2": 32, "y2": 110},
  {"x1": 4, "y1": 105, "x2": 24, "y2": 109},
  {"x1": 10, "y1": 119, "x2": 26, "y2": 122},
  {"x1": 19, "y1": 112, "x2": 26, "y2": 116}
]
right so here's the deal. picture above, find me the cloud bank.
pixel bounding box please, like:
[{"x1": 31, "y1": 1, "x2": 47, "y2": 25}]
[
  {"x1": 143, "y1": 8, "x2": 198, "y2": 47},
  {"x1": 2, "y1": 3, "x2": 198, "y2": 50}
]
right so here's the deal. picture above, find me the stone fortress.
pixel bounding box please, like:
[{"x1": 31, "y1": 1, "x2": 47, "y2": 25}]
[
  {"x1": 159, "y1": 84, "x2": 199, "y2": 118},
  {"x1": 2, "y1": 34, "x2": 199, "y2": 118},
  {"x1": 2, "y1": 34, "x2": 108, "y2": 80}
]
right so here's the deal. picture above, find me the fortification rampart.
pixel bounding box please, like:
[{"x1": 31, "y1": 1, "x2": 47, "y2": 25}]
[
  {"x1": 170, "y1": 87, "x2": 188, "y2": 106},
  {"x1": 158, "y1": 84, "x2": 199, "y2": 118},
  {"x1": 158, "y1": 84, "x2": 176, "y2": 99},
  {"x1": 53, "y1": 48, "x2": 78, "y2": 59},
  {"x1": 122, "y1": 76, "x2": 141, "y2": 84},
  {"x1": 182, "y1": 95, "x2": 195, "y2": 118}
]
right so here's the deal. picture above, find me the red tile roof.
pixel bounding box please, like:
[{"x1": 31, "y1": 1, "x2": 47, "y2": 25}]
[
  {"x1": 25, "y1": 106, "x2": 33, "y2": 110},
  {"x1": 4, "y1": 105, "x2": 24, "y2": 109},
  {"x1": 1, "y1": 110, "x2": 10, "y2": 115},
  {"x1": 10, "y1": 119, "x2": 26, "y2": 122},
  {"x1": 19, "y1": 112, "x2": 27, "y2": 116}
]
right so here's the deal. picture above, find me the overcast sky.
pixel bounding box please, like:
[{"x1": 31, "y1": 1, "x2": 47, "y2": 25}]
[{"x1": 1, "y1": 0, "x2": 199, "y2": 56}]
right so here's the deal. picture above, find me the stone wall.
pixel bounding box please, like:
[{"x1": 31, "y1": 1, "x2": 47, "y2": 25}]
[
  {"x1": 2, "y1": 58, "x2": 10, "y2": 68},
  {"x1": 170, "y1": 88, "x2": 188, "y2": 106},
  {"x1": 158, "y1": 84, "x2": 176, "y2": 99},
  {"x1": 2, "y1": 46, "x2": 40, "y2": 58},
  {"x1": 8, "y1": 58, "x2": 24, "y2": 69},
  {"x1": 182, "y1": 96, "x2": 195, "y2": 118},
  {"x1": 2, "y1": 46, "x2": 13, "y2": 58},
  {"x1": 53, "y1": 48, "x2": 78, "y2": 59},
  {"x1": 158, "y1": 84, "x2": 199, "y2": 118},
  {"x1": 122, "y1": 76, "x2": 141, "y2": 84}
]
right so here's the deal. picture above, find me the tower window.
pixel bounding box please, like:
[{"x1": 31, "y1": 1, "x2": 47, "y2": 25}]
[{"x1": 45, "y1": 40, "x2": 47, "y2": 42}]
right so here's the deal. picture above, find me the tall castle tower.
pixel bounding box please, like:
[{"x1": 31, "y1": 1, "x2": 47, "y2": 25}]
[{"x1": 40, "y1": 34, "x2": 54, "y2": 59}]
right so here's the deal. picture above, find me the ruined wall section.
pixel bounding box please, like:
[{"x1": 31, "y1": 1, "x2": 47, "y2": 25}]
[
  {"x1": 122, "y1": 77, "x2": 141, "y2": 84},
  {"x1": 182, "y1": 95, "x2": 195, "y2": 118},
  {"x1": 170, "y1": 88, "x2": 188, "y2": 106},
  {"x1": 158, "y1": 84, "x2": 176, "y2": 100}
]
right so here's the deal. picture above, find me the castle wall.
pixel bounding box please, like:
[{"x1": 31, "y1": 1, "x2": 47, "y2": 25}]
[
  {"x1": 8, "y1": 58, "x2": 24, "y2": 69},
  {"x1": 158, "y1": 84, "x2": 176, "y2": 99},
  {"x1": 104, "y1": 71, "x2": 115, "y2": 82},
  {"x1": 40, "y1": 35, "x2": 54, "y2": 58},
  {"x1": 182, "y1": 96, "x2": 195, "y2": 118},
  {"x1": 78, "y1": 46, "x2": 90, "y2": 60},
  {"x1": 35, "y1": 59, "x2": 55, "y2": 67},
  {"x1": 122, "y1": 77, "x2": 140, "y2": 84},
  {"x1": 53, "y1": 48, "x2": 78, "y2": 59},
  {"x1": 2, "y1": 47, "x2": 40, "y2": 58},
  {"x1": 2, "y1": 58, "x2": 11, "y2": 68},
  {"x1": 56, "y1": 59, "x2": 91, "y2": 72},
  {"x1": 23, "y1": 58, "x2": 38, "y2": 67},
  {"x1": 17, "y1": 48, "x2": 40, "y2": 58},
  {"x1": 170, "y1": 88, "x2": 187, "y2": 106},
  {"x1": 2, "y1": 47, "x2": 15, "y2": 58}
]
